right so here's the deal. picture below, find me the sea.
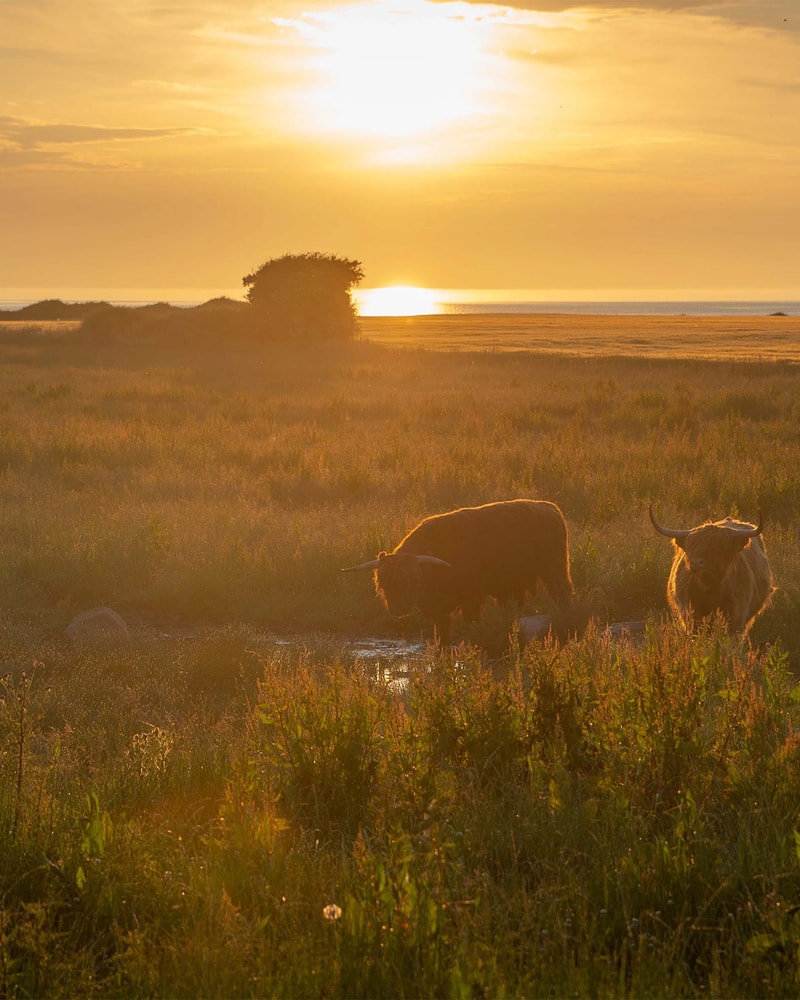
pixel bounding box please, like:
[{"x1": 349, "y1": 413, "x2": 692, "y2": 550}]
[
  {"x1": 0, "y1": 288, "x2": 798, "y2": 317},
  {"x1": 440, "y1": 301, "x2": 799, "y2": 317}
]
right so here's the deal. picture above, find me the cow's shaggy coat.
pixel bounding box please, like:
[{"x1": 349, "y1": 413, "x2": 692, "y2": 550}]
[{"x1": 650, "y1": 506, "x2": 774, "y2": 636}]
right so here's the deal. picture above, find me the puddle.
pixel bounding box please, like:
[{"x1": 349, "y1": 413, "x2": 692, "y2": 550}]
[
  {"x1": 344, "y1": 637, "x2": 429, "y2": 692},
  {"x1": 347, "y1": 636, "x2": 428, "y2": 660},
  {"x1": 138, "y1": 624, "x2": 429, "y2": 691}
]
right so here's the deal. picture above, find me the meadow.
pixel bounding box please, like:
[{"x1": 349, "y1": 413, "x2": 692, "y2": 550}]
[{"x1": 1, "y1": 312, "x2": 799, "y2": 997}]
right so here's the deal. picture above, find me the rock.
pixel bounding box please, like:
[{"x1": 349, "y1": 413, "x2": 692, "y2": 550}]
[
  {"x1": 65, "y1": 607, "x2": 129, "y2": 643},
  {"x1": 603, "y1": 620, "x2": 646, "y2": 642},
  {"x1": 517, "y1": 614, "x2": 552, "y2": 645}
]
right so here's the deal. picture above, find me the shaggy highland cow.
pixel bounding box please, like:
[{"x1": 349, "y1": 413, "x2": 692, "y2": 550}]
[
  {"x1": 649, "y1": 504, "x2": 774, "y2": 636},
  {"x1": 343, "y1": 499, "x2": 574, "y2": 647}
]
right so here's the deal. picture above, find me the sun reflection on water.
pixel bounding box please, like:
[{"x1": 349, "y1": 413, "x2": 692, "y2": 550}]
[{"x1": 355, "y1": 285, "x2": 442, "y2": 316}]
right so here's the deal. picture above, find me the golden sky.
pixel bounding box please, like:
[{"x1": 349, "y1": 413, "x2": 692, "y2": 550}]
[{"x1": 2, "y1": 0, "x2": 799, "y2": 299}]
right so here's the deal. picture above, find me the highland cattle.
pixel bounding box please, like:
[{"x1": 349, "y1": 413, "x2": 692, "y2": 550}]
[
  {"x1": 649, "y1": 504, "x2": 774, "y2": 636},
  {"x1": 343, "y1": 499, "x2": 574, "y2": 647}
]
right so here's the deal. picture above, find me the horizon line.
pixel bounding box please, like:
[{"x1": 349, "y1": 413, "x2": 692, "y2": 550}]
[{"x1": 3, "y1": 286, "x2": 800, "y2": 307}]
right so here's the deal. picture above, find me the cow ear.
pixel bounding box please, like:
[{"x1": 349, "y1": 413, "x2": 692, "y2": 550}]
[
  {"x1": 673, "y1": 537, "x2": 686, "y2": 552},
  {"x1": 725, "y1": 536, "x2": 750, "y2": 556}
]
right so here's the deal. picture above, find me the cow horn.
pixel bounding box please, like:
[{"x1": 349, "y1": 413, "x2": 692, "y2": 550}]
[
  {"x1": 649, "y1": 504, "x2": 691, "y2": 541},
  {"x1": 341, "y1": 559, "x2": 382, "y2": 572},
  {"x1": 731, "y1": 510, "x2": 763, "y2": 538},
  {"x1": 415, "y1": 555, "x2": 452, "y2": 568},
  {"x1": 341, "y1": 553, "x2": 452, "y2": 572}
]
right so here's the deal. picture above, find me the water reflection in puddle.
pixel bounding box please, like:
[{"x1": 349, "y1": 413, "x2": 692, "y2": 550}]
[
  {"x1": 347, "y1": 637, "x2": 428, "y2": 660},
  {"x1": 245, "y1": 631, "x2": 430, "y2": 690},
  {"x1": 347, "y1": 637, "x2": 429, "y2": 692},
  {"x1": 147, "y1": 624, "x2": 438, "y2": 691}
]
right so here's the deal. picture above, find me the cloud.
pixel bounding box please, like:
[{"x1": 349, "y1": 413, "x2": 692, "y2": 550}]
[
  {"x1": 0, "y1": 116, "x2": 202, "y2": 169},
  {"x1": 473, "y1": 1, "x2": 707, "y2": 7},
  {"x1": 430, "y1": 0, "x2": 796, "y2": 33},
  {"x1": 0, "y1": 116, "x2": 196, "y2": 150}
]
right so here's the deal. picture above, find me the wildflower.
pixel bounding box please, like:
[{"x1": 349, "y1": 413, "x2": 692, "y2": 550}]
[{"x1": 323, "y1": 903, "x2": 343, "y2": 921}]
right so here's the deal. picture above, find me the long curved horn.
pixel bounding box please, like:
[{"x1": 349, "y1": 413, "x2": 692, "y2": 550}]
[
  {"x1": 649, "y1": 504, "x2": 691, "y2": 542},
  {"x1": 730, "y1": 510, "x2": 763, "y2": 538},
  {"x1": 342, "y1": 553, "x2": 453, "y2": 573},
  {"x1": 415, "y1": 555, "x2": 452, "y2": 568},
  {"x1": 341, "y1": 559, "x2": 382, "y2": 572}
]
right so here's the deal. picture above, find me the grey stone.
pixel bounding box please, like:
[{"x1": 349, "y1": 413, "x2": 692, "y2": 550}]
[
  {"x1": 517, "y1": 614, "x2": 552, "y2": 644},
  {"x1": 603, "y1": 621, "x2": 646, "y2": 642},
  {"x1": 65, "y1": 606, "x2": 129, "y2": 643}
]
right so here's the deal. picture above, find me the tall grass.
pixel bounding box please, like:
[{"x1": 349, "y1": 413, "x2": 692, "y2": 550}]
[
  {"x1": 1, "y1": 318, "x2": 799, "y2": 996},
  {"x1": 0, "y1": 325, "x2": 797, "y2": 650}
]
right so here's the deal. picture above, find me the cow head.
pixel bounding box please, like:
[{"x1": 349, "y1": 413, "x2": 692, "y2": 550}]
[
  {"x1": 649, "y1": 505, "x2": 762, "y2": 592},
  {"x1": 342, "y1": 552, "x2": 451, "y2": 616}
]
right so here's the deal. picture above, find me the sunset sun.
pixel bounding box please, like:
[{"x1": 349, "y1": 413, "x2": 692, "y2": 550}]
[{"x1": 279, "y1": 2, "x2": 492, "y2": 140}]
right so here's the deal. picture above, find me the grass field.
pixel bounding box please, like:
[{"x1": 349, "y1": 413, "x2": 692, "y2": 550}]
[
  {"x1": 361, "y1": 312, "x2": 800, "y2": 360},
  {"x1": 1, "y1": 312, "x2": 799, "y2": 997},
  {"x1": 4, "y1": 310, "x2": 800, "y2": 359}
]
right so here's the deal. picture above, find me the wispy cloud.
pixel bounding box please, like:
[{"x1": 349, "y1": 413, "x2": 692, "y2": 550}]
[
  {"x1": 0, "y1": 116, "x2": 202, "y2": 169},
  {"x1": 430, "y1": 0, "x2": 796, "y2": 33},
  {"x1": 0, "y1": 116, "x2": 196, "y2": 150},
  {"x1": 457, "y1": 1, "x2": 707, "y2": 7}
]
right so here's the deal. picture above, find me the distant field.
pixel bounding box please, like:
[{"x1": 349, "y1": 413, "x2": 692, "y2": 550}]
[
  {"x1": 3, "y1": 312, "x2": 800, "y2": 362},
  {"x1": 0, "y1": 319, "x2": 80, "y2": 335},
  {"x1": 361, "y1": 312, "x2": 800, "y2": 360}
]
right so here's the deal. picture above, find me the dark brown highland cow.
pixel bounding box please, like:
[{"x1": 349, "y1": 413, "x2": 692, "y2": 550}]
[
  {"x1": 343, "y1": 499, "x2": 574, "y2": 647},
  {"x1": 649, "y1": 504, "x2": 774, "y2": 636}
]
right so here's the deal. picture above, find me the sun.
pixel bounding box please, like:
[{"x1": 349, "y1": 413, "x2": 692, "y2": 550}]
[
  {"x1": 283, "y1": 2, "x2": 492, "y2": 139},
  {"x1": 355, "y1": 285, "x2": 441, "y2": 316}
]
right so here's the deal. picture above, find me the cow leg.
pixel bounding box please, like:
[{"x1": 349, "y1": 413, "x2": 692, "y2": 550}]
[
  {"x1": 543, "y1": 573, "x2": 573, "y2": 608},
  {"x1": 460, "y1": 598, "x2": 482, "y2": 624}
]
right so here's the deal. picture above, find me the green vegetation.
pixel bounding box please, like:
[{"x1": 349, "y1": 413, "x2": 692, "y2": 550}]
[{"x1": 0, "y1": 317, "x2": 799, "y2": 996}]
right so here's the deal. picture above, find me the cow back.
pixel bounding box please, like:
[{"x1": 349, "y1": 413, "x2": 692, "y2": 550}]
[{"x1": 395, "y1": 499, "x2": 572, "y2": 603}]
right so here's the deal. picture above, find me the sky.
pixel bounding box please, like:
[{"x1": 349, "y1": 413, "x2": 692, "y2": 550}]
[{"x1": 1, "y1": 0, "x2": 799, "y2": 301}]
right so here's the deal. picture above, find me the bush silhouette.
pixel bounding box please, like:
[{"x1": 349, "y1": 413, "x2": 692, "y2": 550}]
[
  {"x1": 242, "y1": 252, "x2": 364, "y2": 341},
  {"x1": 76, "y1": 299, "x2": 252, "y2": 346}
]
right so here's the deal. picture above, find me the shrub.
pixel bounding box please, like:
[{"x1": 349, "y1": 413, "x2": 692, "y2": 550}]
[
  {"x1": 242, "y1": 251, "x2": 364, "y2": 341},
  {"x1": 76, "y1": 299, "x2": 253, "y2": 346}
]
